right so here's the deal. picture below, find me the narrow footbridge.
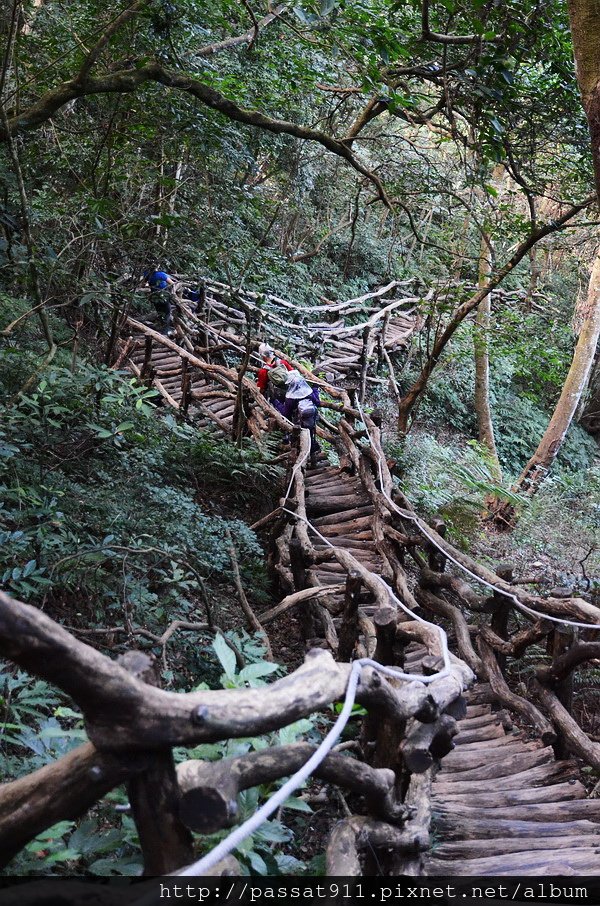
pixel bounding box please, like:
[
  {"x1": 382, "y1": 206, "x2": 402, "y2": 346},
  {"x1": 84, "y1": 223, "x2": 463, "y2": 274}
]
[{"x1": 1, "y1": 281, "x2": 599, "y2": 877}]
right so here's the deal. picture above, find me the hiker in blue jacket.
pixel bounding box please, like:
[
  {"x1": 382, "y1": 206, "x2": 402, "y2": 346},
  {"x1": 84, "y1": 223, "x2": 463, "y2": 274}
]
[{"x1": 143, "y1": 268, "x2": 201, "y2": 334}]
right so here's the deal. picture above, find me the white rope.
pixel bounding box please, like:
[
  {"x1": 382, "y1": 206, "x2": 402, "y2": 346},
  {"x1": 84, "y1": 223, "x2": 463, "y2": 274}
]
[
  {"x1": 355, "y1": 402, "x2": 600, "y2": 634},
  {"x1": 177, "y1": 431, "x2": 456, "y2": 877}
]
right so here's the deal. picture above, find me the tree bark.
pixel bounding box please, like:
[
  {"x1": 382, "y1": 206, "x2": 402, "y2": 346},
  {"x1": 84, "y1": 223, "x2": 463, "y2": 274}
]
[
  {"x1": 396, "y1": 197, "x2": 592, "y2": 434},
  {"x1": 473, "y1": 231, "x2": 502, "y2": 481},
  {"x1": 513, "y1": 247, "x2": 600, "y2": 494},
  {"x1": 568, "y1": 1, "x2": 600, "y2": 200}
]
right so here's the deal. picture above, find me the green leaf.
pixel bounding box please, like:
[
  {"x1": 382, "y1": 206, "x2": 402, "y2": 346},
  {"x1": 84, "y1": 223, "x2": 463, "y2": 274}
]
[
  {"x1": 282, "y1": 795, "x2": 313, "y2": 813},
  {"x1": 212, "y1": 633, "x2": 237, "y2": 679},
  {"x1": 22, "y1": 559, "x2": 37, "y2": 577},
  {"x1": 238, "y1": 661, "x2": 279, "y2": 683}
]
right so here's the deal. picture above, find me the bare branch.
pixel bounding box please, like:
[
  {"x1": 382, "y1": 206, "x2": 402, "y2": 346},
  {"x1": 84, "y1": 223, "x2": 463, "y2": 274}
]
[
  {"x1": 196, "y1": 3, "x2": 288, "y2": 57},
  {"x1": 1, "y1": 61, "x2": 392, "y2": 207},
  {"x1": 421, "y1": 0, "x2": 478, "y2": 44},
  {"x1": 75, "y1": 0, "x2": 150, "y2": 83}
]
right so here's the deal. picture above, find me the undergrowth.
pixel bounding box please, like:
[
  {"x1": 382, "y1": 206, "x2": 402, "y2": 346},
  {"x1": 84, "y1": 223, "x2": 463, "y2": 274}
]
[
  {"x1": 1, "y1": 634, "x2": 328, "y2": 876},
  {"x1": 0, "y1": 341, "x2": 283, "y2": 684}
]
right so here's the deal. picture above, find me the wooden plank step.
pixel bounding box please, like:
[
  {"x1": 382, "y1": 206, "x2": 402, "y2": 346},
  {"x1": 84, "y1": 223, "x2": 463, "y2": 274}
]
[
  {"x1": 438, "y1": 747, "x2": 554, "y2": 782},
  {"x1": 441, "y1": 740, "x2": 544, "y2": 771},
  {"x1": 434, "y1": 799, "x2": 600, "y2": 823},
  {"x1": 315, "y1": 518, "x2": 374, "y2": 535},
  {"x1": 426, "y1": 848, "x2": 600, "y2": 876},
  {"x1": 313, "y1": 530, "x2": 375, "y2": 542},
  {"x1": 306, "y1": 483, "x2": 359, "y2": 497},
  {"x1": 433, "y1": 760, "x2": 580, "y2": 795},
  {"x1": 307, "y1": 497, "x2": 370, "y2": 516},
  {"x1": 449, "y1": 732, "x2": 525, "y2": 752},
  {"x1": 313, "y1": 540, "x2": 378, "y2": 552},
  {"x1": 464, "y1": 705, "x2": 492, "y2": 718},
  {"x1": 433, "y1": 780, "x2": 586, "y2": 807},
  {"x1": 432, "y1": 812, "x2": 600, "y2": 841},
  {"x1": 453, "y1": 723, "x2": 506, "y2": 744},
  {"x1": 428, "y1": 830, "x2": 598, "y2": 861},
  {"x1": 456, "y1": 711, "x2": 509, "y2": 729}
]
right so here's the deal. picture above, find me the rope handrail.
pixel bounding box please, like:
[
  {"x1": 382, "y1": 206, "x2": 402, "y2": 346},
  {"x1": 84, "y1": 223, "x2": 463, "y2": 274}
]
[
  {"x1": 167, "y1": 432, "x2": 464, "y2": 878},
  {"x1": 355, "y1": 402, "x2": 600, "y2": 634}
]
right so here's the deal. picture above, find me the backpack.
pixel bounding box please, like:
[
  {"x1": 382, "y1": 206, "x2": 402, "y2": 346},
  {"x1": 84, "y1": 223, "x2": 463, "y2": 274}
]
[
  {"x1": 297, "y1": 397, "x2": 318, "y2": 428},
  {"x1": 268, "y1": 362, "x2": 289, "y2": 401}
]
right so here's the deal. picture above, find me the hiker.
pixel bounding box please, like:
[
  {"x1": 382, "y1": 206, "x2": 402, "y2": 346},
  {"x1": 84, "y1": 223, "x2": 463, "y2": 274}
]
[
  {"x1": 281, "y1": 369, "x2": 321, "y2": 463},
  {"x1": 144, "y1": 268, "x2": 177, "y2": 335},
  {"x1": 144, "y1": 268, "x2": 201, "y2": 334},
  {"x1": 256, "y1": 343, "x2": 293, "y2": 407}
]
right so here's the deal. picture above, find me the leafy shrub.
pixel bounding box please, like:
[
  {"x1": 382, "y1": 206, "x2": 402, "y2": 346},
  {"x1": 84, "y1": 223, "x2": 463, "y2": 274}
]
[
  {"x1": 1, "y1": 634, "x2": 323, "y2": 876},
  {"x1": 0, "y1": 358, "x2": 276, "y2": 677},
  {"x1": 405, "y1": 324, "x2": 597, "y2": 478},
  {"x1": 389, "y1": 434, "x2": 526, "y2": 545}
]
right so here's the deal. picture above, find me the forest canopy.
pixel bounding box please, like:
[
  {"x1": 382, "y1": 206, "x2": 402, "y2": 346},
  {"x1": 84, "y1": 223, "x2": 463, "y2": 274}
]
[{"x1": 2, "y1": 0, "x2": 600, "y2": 881}]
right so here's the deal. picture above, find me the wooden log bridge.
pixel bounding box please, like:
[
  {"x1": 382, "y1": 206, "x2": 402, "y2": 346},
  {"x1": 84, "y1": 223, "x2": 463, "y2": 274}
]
[{"x1": 2, "y1": 284, "x2": 600, "y2": 876}]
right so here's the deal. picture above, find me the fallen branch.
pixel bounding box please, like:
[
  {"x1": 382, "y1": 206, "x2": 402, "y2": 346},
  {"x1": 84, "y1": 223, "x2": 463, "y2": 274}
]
[
  {"x1": 176, "y1": 744, "x2": 406, "y2": 833},
  {"x1": 258, "y1": 585, "x2": 344, "y2": 625},
  {"x1": 228, "y1": 530, "x2": 272, "y2": 657}
]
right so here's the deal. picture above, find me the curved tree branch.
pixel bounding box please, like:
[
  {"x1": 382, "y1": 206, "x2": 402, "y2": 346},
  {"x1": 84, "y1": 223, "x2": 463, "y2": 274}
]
[
  {"x1": 75, "y1": 0, "x2": 150, "y2": 83},
  {"x1": 1, "y1": 62, "x2": 392, "y2": 207},
  {"x1": 397, "y1": 193, "x2": 596, "y2": 432}
]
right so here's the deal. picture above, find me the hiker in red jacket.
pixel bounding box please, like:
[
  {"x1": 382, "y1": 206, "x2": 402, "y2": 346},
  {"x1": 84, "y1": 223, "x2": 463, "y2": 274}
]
[{"x1": 256, "y1": 343, "x2": 293, "y2": 409}]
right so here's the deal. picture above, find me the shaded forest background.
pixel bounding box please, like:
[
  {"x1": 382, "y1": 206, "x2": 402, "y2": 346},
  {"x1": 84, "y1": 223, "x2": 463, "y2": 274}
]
[{"x1": 1, "y1": 0, "x2": 600, "y2": 874}]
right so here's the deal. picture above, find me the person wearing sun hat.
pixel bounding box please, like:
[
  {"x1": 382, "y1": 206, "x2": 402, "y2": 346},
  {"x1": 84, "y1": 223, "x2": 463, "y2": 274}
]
[{"x1": 282, "y1": 370, "x2": 321, "y2": 462}]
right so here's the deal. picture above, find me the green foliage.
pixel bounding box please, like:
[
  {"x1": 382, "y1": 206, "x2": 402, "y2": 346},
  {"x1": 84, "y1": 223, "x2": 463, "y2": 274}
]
[
  {"x1": 2, "y1": 635, "x2": 321, "y2": 877},
  {"x1": 390, "y1": 434, "x2": 526, "y2": 545},
  {"x1": 0, "y1": 348, "x2": 279, "y2": 685},
  {"x1": 509, "y1": 466, "x2": 600, "y2": 589},
  {"x1": 411, "y1": 324, "x2": 597, "y2": 478}
]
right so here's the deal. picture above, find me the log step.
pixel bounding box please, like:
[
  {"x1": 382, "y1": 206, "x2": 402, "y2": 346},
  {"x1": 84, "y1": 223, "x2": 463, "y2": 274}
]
[
  {"x1": 426, "y1": 848, "x2": 600, "y2": 876},
  {"x1": 434, "y1": 780, "x2": 586, "y2": 807}
]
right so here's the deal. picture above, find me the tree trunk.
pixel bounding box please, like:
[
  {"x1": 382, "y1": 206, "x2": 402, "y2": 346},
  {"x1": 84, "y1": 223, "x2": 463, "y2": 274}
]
[
  {"x1": 396, "y1": 199, "x2": 591, "y2": 435},
  {"x1": 473, "y1": 231, "x2": 502, "y2": 481},
  {"x1": 568, "y1": 1, "x2": 600, "y2": 201},
  {"x1": 513, "y1": 248, "x2": 600, "y2": 494}
]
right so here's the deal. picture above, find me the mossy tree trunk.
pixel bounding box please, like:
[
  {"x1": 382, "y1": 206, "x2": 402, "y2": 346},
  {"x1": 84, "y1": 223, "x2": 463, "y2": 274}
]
[
  {"x1": 513, "y1": 248, "x2": 600, "y2": 494},
  {"x1": 509, "y1": 1, "x2": 600, "y2": 495}
]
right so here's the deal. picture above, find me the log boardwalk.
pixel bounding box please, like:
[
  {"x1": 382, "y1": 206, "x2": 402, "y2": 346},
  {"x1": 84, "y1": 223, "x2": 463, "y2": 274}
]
[
  {"x1": 2, "y1": 284, "x2": 600, "y2": 876},
  {"x1": 115, "y1": 301, "x2": 600, "y2": 876},
  {"x1": 401, "y1": 648, "x2": 600, "y2": 876}
]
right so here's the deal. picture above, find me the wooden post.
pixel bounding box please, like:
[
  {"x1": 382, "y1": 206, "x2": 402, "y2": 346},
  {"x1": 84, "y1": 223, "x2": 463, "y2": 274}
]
[
  {"x1": 550, "y1": 627, "x2": 576, "y2": 759},
  {"x1": 127, "y1": 752, "x2": 194, "y2": 875},
  {"x1": 427, "y1": 519, "x2": 447, "y2": 572},
  {"x1": 338, "y1": 572, "x2": 362, "y2": 661},
  {"x1": 105, "y1": 303, "x2": 123, "y2": 366},
  {"x1": 373, "y1": 605, "x2": 396, "y2": 666},
  {"x1": 289, "y1": 538, "x2": 316, "y2": 640},
  {"x1": 180, "y1": 358, "x2": 191, "y2": 413},
  {"x1": 119, "y1": 652, "x2": 194, "y2": 875},
  {"x1": 490, "y1": 563, "x2": 513, "y2": 674},
  {"x1": 141, "y1": 335, "x2": 153, "y2": 378},
  {"x1": 376, "y1": 312, "x2": 390, "y2": 375},
  {"x1": 198, "y1": 282, "x2": 206, "y2": 315},
  {"x1": 359, "y1": 325, "x2": 372, "y2": 405}
]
